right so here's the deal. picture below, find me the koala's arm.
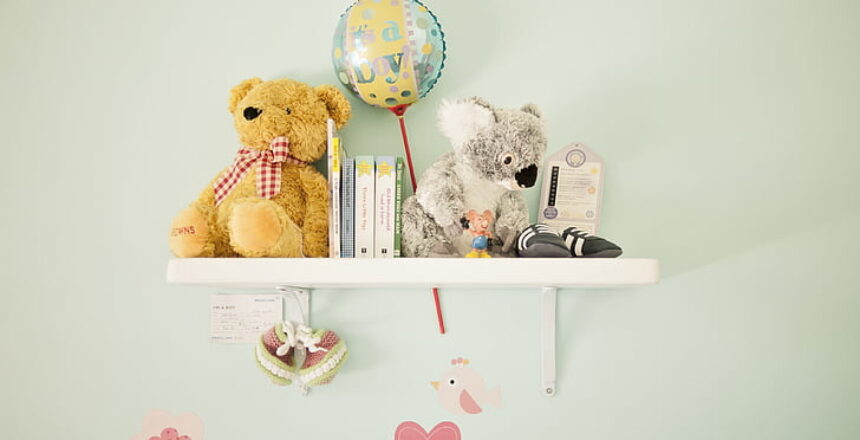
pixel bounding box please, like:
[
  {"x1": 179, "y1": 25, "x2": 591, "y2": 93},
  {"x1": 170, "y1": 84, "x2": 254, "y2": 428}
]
[
  {"x1": 298, "y1": 166, "x2": 330, "y2": 257},
  {"x1": 415, "y1": 160, "x2": 466, "y2": 232},
  {"x1": 495, "y1": 191, "x2": 530, "y2": 253}
]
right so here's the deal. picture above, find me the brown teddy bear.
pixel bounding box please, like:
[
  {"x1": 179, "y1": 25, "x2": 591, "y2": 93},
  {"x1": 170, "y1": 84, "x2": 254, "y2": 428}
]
[{"x1": 168, "y1": 77, "x2": 351, "y2": 258}]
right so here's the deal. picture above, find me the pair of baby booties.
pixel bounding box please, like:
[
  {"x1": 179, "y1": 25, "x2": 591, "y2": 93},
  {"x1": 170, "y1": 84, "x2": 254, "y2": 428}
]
[
  {"x1": 517, "y1": 224, "x2": 623, "y2": 258},
  {"x1": 255, "y1": 322, "x2": 348, "y2": 394}
]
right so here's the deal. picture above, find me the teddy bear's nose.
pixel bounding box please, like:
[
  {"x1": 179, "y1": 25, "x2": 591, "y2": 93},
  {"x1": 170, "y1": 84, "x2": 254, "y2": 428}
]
[{"x1": 243, "y1": 106, "x2": 262, "y2": 121}]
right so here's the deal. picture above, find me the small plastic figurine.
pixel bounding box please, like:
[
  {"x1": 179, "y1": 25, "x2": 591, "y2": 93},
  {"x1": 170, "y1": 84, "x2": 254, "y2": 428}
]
[{"x1": 461, "y1": 210, "x2": 494, "y2": 258}]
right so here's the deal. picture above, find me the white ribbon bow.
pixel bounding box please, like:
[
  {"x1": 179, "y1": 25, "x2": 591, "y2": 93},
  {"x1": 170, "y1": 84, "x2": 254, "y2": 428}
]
[
  {"x1": 275, "y1": 321, "x2": 329, "y2": 357},
  {"x1": 273, "y1": 321, "x2": 328, "y2": 396}
]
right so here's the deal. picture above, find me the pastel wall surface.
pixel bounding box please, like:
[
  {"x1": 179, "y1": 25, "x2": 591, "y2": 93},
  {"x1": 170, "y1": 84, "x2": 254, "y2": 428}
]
[{"x1": 1, "y1": 0, "x2": 858, "y2": 439}]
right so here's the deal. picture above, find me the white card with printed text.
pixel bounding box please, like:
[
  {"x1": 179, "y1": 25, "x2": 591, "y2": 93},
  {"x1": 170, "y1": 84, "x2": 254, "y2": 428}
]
[{"x1": 210, "y1": 294, "x2": 283, "y2": 344}]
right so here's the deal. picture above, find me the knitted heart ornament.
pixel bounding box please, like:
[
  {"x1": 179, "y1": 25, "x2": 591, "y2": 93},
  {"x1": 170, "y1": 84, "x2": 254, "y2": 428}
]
[
  {"x1": 297, "y1": 328, "x2": 348, "y2": 387},
  {"x1": 255, "y1": 322, "x2": 348, "y2": 392},
  {"x1": 255, "y1": 324, "x2": 296, "y2": 386}
]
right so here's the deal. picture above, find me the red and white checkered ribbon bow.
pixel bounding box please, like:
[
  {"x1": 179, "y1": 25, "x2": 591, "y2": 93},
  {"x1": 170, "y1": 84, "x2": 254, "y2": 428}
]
[{"x1": 213, "y1": 137, "x2": 306, "y2": 206}]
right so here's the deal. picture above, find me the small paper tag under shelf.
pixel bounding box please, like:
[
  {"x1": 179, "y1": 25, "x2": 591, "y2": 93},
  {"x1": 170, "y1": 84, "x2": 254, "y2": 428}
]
[{"x1": 210, "y1": 294, "x2": 283, "y2": 344}]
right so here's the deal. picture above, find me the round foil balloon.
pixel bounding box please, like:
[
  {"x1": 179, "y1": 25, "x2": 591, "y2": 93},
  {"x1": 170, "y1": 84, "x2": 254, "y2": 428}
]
[{"x1": 332, "y1": 0, "x2": 446, "y2": 109}]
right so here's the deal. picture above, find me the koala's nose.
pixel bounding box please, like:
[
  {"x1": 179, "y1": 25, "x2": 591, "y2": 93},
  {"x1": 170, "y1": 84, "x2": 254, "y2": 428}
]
[
  {"x1": 515, "y1": 164, "x2": 539, "y2": 188},
  {"x1": 243, "y1": 106, "x2": 262, "y2": 121}
]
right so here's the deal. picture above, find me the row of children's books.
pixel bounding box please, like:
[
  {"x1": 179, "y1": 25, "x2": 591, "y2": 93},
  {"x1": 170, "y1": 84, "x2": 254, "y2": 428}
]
[{"x1": 327, "y1": 120, "x2": 405, "y2": 258}]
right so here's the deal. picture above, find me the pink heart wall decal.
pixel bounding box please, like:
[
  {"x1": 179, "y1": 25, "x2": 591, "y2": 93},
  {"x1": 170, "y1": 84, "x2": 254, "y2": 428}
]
[{"x1": 394, "y1": 421, "x2": 461, "y2": 440}]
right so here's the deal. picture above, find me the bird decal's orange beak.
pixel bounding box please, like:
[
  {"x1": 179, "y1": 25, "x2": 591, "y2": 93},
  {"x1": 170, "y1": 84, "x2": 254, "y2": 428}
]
[{"x1": 430, "y1": 381, "x2": 439, "y2": 390}]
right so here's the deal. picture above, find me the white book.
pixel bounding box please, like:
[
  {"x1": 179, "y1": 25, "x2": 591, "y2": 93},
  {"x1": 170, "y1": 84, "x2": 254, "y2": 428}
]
[
  {"x1": 354, "y1": 155, "x2": 375, "y2": 258},
  {"x1": 374, "y1": 156, "x2": 396, "y2": 258},
  {"x1": 326, "y1": 119, "x2": 342, "y2": 258}
]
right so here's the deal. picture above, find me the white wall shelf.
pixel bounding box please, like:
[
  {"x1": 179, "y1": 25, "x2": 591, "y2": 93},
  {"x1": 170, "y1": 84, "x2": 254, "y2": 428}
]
[
  {"x1": 166, "y1": 258, "x2": 659, "y2": 289},
  {"x1": 166, "y1": 257, "x2": 659, "y2": 397}
]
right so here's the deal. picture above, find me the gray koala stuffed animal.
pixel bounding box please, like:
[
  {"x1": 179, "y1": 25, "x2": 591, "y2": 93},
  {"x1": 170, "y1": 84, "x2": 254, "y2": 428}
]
[{"x1": 402, "y1": 97, "x2": 547, "y2": 257}]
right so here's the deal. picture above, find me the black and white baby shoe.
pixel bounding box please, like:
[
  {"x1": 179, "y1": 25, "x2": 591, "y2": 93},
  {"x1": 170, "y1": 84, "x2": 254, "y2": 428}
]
[
  {"x1": 561, "y1": 226, "x2": 623, "y2": 258},
  {"x1": 517, "y1": 223, "x2": 623, "y2": 258},
  {"x1": 517, "y1": 224, "x2": 571, "y2": 258}
]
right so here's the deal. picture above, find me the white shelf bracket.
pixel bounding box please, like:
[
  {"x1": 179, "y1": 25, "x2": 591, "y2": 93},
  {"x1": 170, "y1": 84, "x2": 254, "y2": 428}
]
[
  {"x1": 541, "y1": 286, "x2": 557, "y2": 397},
  {"x1": 277, "y1": 286, "x2": 310, "y2": 326}
]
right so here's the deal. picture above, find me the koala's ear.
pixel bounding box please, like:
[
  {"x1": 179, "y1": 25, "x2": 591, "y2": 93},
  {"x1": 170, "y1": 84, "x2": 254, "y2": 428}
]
[
  {"x1": 228, "y1": 77, "x2": 263, "y2": 114},
  {"x1": 315, "y1": 85, "x2": 352, "y2": 129},
  {"x1": 520, "y1": 103, "x2": 543, "y2": 119},
  {"x1": 437, "y1": 98, "x2": 495, "y2": 150}
]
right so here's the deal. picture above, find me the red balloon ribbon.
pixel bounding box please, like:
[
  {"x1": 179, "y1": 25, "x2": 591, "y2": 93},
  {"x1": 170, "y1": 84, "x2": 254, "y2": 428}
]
[
  {"x1": 387, "y1": 104, "x2": 418, "y2": 192},
  {"x1": 388, "y1": 104, "x2": 445, "y2": 335}
]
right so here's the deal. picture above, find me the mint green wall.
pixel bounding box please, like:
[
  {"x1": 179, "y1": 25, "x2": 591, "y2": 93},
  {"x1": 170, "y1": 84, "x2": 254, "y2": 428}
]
[{"x1": 1, "y1": 1, "x2": 858, "y2": 439}]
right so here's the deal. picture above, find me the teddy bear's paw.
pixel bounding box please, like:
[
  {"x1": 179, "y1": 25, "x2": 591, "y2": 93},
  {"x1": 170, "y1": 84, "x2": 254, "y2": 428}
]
[
  {"x1": 229, "y1": 200, "x2": 303, "y2": 257},
  {"x1": 169, "y1": 206, "x2": 212, "y2": 258}
]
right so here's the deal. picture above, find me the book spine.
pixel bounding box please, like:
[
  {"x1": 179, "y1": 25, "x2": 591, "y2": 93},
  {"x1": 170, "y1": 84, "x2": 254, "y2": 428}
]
[
  {"x1": 329, "y1": 137, "x2": 342, "y2": 258},
  {"x1": 354, "y1": 156, "x2": 375, "y2": 258},
  {"x1": 374, "y1": 156, "x2": 396, "y2": 258},
  {"x1": 340, "y1": 158, "x2": 355, "y2": 258},
  {"x1": 394, "y1": 157, "x2": 404, "y2": 257},
  {"x1": 326, "y1": 119, "x2": 336, "y2": 257}
]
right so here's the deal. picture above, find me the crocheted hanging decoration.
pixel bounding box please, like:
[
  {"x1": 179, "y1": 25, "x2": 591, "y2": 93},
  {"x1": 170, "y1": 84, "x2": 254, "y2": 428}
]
[{"x1": 255, "y1": 322, "x2": 348, "y2": 394}]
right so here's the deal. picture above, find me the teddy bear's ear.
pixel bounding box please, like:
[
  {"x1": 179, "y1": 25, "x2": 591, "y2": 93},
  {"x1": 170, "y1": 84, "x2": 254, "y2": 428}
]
[
  {"x1": 228, "y1": 77, "x2": 263, "y2": 114},
  {"x1": 520, "y1": 103, "x2": 542, "y2": 119},
  {"x1": 315, "y1": 85, "x2": 352, "y2": 129},
  {"x1": 482, "y1": 210, "x2": 493, "y2": 220},
  {"x1": 437, "y1": 98, "x2": 495, "y2": 151}
]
